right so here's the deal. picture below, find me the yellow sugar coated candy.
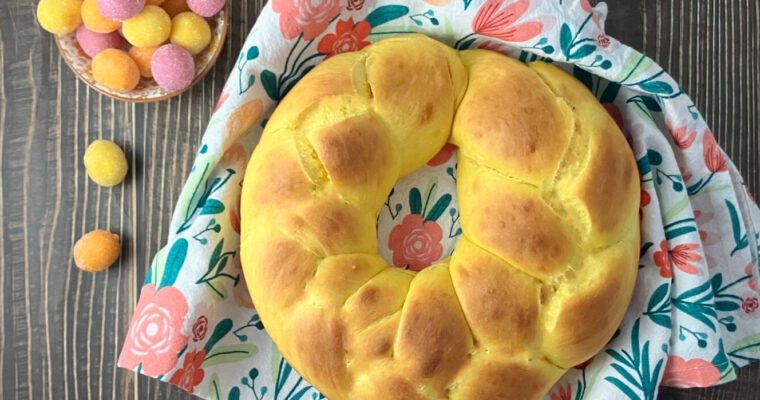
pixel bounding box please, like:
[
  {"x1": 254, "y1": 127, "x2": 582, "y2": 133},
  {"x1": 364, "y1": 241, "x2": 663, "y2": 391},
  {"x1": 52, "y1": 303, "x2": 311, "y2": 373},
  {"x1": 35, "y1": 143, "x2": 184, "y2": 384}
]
[
  {"x1": 122, "y1": 5, "x2": 171, "y2": 47},
  {"x1": 83, "y1": 139, "x2": 129, "y2": 187},
  {"x1": 73, "y1": 230, "x2": 121, "y2": 272},
  {"x1": 128, "y1": 46, "x2": 159, "y2": 78},
  {"x1": 37, "y1": 0, "x2": 83, "y2": 35},
  {"x1": 147, "y1": 0, "x2": 167, "y2": 4},
  {"x1": 170, "y1": 12, "x2": 211, "y2": 55},
  {"x1": 92, "y1": 49, "x2": 141, "y2": 91},
  {"x1": 81, "y1": 0, "x2": 120, "y2": 33},
  {"x1": 162, "y1": 0, "x2": 191, "y2": 18}
]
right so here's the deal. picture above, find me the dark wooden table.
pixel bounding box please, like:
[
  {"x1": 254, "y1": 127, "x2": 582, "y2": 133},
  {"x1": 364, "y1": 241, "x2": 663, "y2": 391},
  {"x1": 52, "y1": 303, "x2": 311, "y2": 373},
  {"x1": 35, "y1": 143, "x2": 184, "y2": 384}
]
[{"x1": 1, "y1": 0, "x2": 758, "y2": 399}]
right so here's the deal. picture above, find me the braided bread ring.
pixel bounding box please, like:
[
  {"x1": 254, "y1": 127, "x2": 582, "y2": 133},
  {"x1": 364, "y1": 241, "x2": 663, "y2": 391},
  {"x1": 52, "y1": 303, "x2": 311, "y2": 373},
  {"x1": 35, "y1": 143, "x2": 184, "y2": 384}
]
[{"x1": 241, "y1": 34, "x2": 640, "y2": 400}]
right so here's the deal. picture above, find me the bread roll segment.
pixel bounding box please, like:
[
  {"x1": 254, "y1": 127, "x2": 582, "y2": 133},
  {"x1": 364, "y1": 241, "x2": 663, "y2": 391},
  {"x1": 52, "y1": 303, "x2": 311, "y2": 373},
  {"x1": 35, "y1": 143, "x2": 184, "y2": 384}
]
[{"x1": 241, "y1": 34, "x2": 639, "y2": 399}]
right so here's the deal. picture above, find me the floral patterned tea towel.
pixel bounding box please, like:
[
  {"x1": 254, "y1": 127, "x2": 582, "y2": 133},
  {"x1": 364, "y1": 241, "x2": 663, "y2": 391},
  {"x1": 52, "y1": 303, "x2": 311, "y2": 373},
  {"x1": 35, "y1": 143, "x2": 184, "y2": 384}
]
[{"x1": 119, "y1": 1, "x2": 760, "y2": 399}]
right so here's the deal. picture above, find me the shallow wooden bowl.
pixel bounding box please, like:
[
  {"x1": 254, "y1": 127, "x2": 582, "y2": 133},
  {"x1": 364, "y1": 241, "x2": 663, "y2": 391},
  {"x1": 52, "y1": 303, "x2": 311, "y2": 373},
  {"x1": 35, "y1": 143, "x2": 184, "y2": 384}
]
[{"x1": 54, "y1": 5, "x2": 229, "y2": 103}]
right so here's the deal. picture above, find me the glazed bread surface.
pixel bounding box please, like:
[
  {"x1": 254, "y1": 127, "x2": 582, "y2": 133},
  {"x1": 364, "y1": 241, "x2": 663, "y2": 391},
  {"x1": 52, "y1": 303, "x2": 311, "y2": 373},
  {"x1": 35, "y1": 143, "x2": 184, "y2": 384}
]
[{"x1": 240, "y1": 34, "x2": 640, "y2": 400}]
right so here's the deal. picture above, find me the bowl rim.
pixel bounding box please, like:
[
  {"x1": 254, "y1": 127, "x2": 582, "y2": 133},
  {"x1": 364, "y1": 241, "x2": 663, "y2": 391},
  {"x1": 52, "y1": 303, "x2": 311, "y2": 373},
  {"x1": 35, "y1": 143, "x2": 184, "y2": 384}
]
[{"x1": 54, "y1": 4, "x2": 231, "y2": 104}]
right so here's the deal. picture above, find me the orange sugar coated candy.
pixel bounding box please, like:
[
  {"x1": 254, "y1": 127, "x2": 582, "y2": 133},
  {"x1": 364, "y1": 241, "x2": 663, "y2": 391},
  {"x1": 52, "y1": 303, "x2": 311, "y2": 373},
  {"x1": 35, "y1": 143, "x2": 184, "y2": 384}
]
[
  {"x1": 73, "y1": 230, "x2": 121, "y2": 272},
  {"x1": 81, "y1": 0, "x2": 120, "y2": 33},
  {"x1": 128, "y1": 46, "x2": 159, "y2": 78},
  {"x1": 161, "y1": 0, "x2": 191, "y2": 18},
  {"x1": 92, "y1": 49, "x2": 141, "y2": 92},
  {"x1": 37, "y1": 0, "x2": 83, "y2": 35},
  {"x1": 122, "y1": 5, "x2": 172, "y2": 47}
]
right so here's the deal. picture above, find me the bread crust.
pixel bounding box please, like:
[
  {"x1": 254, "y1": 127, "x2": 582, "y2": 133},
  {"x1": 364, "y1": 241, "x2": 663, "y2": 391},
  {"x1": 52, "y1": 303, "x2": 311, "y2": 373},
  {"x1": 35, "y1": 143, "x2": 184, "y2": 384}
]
[{"x1": 241, "y1": 34, "x2": 640, "y2": 400}]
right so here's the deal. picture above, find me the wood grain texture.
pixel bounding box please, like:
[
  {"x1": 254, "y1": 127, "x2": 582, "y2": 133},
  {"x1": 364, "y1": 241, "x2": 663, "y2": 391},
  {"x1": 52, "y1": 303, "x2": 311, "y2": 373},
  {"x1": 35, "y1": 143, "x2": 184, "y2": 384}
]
[{"x1": 0, "y1": 1, "x2": 757, "y2": 399}]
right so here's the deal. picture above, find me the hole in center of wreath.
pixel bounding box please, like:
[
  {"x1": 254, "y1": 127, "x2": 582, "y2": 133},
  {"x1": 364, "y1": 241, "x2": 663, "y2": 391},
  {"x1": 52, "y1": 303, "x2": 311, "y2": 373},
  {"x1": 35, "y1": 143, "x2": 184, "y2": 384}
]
[{"x1": 377, "y1": 143, "x2": 462, "y2": 272}]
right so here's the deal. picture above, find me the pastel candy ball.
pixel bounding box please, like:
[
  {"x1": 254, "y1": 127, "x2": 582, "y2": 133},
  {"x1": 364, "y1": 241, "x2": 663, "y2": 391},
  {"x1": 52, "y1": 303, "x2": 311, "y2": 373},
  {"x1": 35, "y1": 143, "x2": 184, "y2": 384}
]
[
  {"x1": 76, "y1": 25, "x2": 124, "y2": 58},
  {"x1": 73, "y1": 230, "x2": 121, "y2": 272},
  {"x1": 92, "y1": 49, "x2": 141, "y2": 92},
  {"x1": 170, "y1": 12, "x2": 211, "y2": 55},
  {"x1": 151, "y1": 44, "x2": 195, "y2": 91},
  {"x1": 122, "y1": 5, "x2": 172, "y2": 47},
  {"x1": 97, "y1": 0, "x2": 145, "y2": 21},
  {"x1": 37, "y1": 0, "x2": 83, "y2": 35},
  {"x1": 84, "y1": 140, "x2": 129, "y2": 186},
  {"x1": 161, "y1": 0, "x2": 191, "y2": 18},
  {"x1": 128, "y1": 46, "x2": 159, "y2": 78},
  {"x1": 81, "y1": 0, "x2": 120, "y2": 33},
  {"x1": 187, "y1": 0, "x2": 224, "y2": 17}
]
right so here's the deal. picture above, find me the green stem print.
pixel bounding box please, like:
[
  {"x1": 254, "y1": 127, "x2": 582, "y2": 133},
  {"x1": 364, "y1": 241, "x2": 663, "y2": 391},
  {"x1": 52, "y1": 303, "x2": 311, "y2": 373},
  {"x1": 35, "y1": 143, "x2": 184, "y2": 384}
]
[
  {"x1": 193, "y1": 218, "x2": 222, "y2": 245},
  {"x1": 177, "y1": 165, "x2": 236, "y2": 234},
  {"x1": 233, "y1": 314, "x2": 265, "y2": 341},
  {"x1": 196, "y1": 239, "x2": 239, "y2": 298},
  {"x1": 672, "y1": 280, "x2": 718, "y2": 332},
  {"x1": 644, "y1": 283, "x2": 672, "y2": 329},
  {"x1": 605, "y1": 319, "x2": 665, "y2": 400},
  {"x1": 384, "y1": 187, "x2": 402, "y2": 220},
  {"x1": 243, "y1": 359, "x2": 324, "y2": 400},
  {"x1": 448, "y1": 208, "x2": 462, "y2": 239},
  {"x1": 238, "y1": 46, "x2": 261, "y2": 95},
  {"x1": 408, "y1": 10, "x2": 439, "y2": 26}
]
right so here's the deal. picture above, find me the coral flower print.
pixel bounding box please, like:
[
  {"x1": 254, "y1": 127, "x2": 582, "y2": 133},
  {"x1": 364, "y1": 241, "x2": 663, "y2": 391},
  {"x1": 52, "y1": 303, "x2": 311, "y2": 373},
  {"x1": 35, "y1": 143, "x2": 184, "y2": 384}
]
[
  {"x1": 661, "y1": 356, "x2": 721, "y2": 388},
  {"x1": 703, "y1": 129, "x2": 727, "y2": 173},
  {"x1": 427, "y1": 143, "x2": 457, "y2": 166},
  {"x1": 346, "y1": 0, "x2": 364, "y2": 11},
  {"x1": 653, "y1": 240, "x2": 702, "y2": 277},
  {"x1": 317, "y1": 18, "x2": 371, "y2": 57},
  {"x1": 272, "y1": 0, "x2": 341, "y2": 40},
  {"x1": 580, "y1": 0, "x2": 602, "y2": 29},
  {"x1": 667, "y1": 120, "x2": 697, "y2": 149},
  {"x1": 549, "y1": 383, "x2": 572, "y2": 400},
  {"x1": 118, "y1": 284, "x2": 189, "y2": 376},
  {"x1": 192, "y1": 316, "x2": 209, "y2": 342},
  {"x1": 670, "y1": 243, "x2": 703, "y2": 275},
  {"x1": 388, "y1": 214, "x2": 444, "y2": 271},
  {"x1": 169, "y1": 349, "x2": 206, "y2": 392},
  {"x1": 472, "y1": 0, "x2": 543, "y2": 42},
  {"x1": 743, "y1": 297, "x2": 759, "y2": 314},
  {"x1": 653, "y1": 240, "x2": 673, "y2": 278}
]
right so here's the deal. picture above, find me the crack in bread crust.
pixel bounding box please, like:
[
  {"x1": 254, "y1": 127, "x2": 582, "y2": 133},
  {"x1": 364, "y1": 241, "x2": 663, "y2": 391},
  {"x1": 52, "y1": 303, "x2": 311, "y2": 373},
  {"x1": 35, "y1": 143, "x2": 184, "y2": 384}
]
[{"x1": 240, "y1": 35, "x2": 640, "y2": 400}]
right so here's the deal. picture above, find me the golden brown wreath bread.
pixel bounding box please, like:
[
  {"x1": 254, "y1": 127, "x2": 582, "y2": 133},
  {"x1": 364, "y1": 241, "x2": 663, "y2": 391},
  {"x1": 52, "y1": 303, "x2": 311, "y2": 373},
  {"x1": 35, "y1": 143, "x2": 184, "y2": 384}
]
[{"x1": 240, "y1": 34, "x2": 640, "y2": 400}]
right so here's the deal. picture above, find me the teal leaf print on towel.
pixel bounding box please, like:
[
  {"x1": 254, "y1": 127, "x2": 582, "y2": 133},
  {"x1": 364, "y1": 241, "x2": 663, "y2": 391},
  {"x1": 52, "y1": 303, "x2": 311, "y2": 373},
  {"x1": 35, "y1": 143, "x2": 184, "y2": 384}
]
[
  {"x1": 365, "y1": 5, "x2": 409, "y2": 27},
  {"x1": 645, "y1": 283, "x2": 672, "y2": 329},
  {"x1": 673, "y1": 280, "x2": 718, "y2": 331},
  {"x1": 196, "y1": 239, "x2": 239, "y2": 298},
  {"x1": 726, "y1": 199, "x2": 749, "y2": 256},
  {"x1": 605, "y1": 319, "x2": 665, "y2": 400},
  {"x1": 160, "y1": 239, "x2": 188, "y2": 288}
]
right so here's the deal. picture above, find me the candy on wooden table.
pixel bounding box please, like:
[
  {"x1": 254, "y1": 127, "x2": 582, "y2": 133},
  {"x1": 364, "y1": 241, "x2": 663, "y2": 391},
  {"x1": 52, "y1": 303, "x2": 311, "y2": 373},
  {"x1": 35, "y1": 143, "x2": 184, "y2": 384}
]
[
  {"x1": 128, "y1": 46, "x2": 159, "y2": 78},
  {"x1": 97, "y1": 0, "x2": 145, "y2": 21},
  {"x1": 83, "y1": 139, "x2": 129, "y2": 186},
  {"x1": 151, "y1": 44, "x2": 195, "y2": 91},
  {"x1": 73, "y1": 230, "x2": 121, "y2": 272},
  {"x1": 37, "y1": 0, "x2": 83, "y2": 35},
  {"x1": 92, "y1": 49, "x2": 140, "y2": 92},
  {"x1": 187, "y1": 0, "x2": 224, "y2": 17},
  {"x1": 81, "y1": 0, "x2": 120, "y2": 33},
  {"x1": 76, "y1": 25, "x2": 124, "y2": 58},
  {"x1": 170, "y1": 12, "x2": 211, "y2": 55},
  {"x1": 122, "y1": 5, "x2": 172, "y2": 47},
  {"x1": 161, "y1": 0, "x2": 191, "y2": 18}
]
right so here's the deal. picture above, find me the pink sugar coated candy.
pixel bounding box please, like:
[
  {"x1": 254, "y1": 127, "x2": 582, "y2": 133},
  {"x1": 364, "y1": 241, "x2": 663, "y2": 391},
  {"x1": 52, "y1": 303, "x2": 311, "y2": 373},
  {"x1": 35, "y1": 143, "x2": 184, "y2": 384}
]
[
  {"x1": 97, "y1": 0, "x2": 146, "y2": 21},
  {"x1": 76, "y1": 25, "x2": 125, "y2": 58},
  {"x1": 187, "y1": 0, "x2": 224, "y2": 17},
  {"x1": 151, "y1": 44, "x2": 195, "y2": 91}
]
